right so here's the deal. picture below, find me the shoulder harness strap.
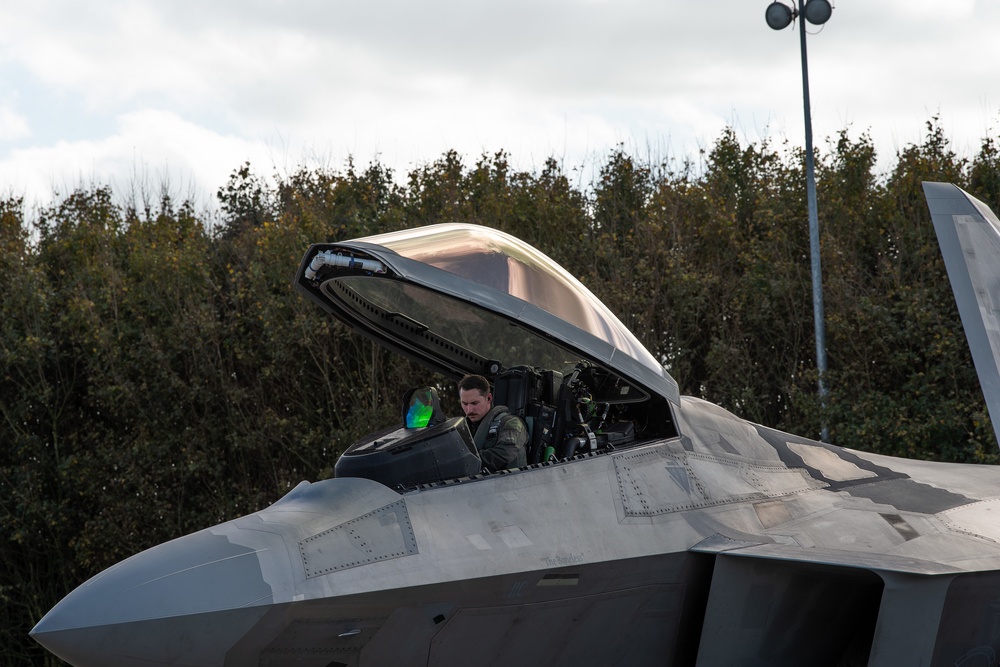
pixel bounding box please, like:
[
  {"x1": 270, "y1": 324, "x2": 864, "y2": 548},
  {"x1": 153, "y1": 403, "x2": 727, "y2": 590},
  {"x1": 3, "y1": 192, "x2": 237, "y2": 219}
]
[{"x1": 474, "y1": 405, "x2": 510, "y2": 450}]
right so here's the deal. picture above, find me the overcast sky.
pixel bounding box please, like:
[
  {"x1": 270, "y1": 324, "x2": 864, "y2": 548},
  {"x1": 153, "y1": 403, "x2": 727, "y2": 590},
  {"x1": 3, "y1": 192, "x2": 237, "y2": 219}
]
[{"x1": 0, "y1": 0, "x2": 996, "y2": 209}]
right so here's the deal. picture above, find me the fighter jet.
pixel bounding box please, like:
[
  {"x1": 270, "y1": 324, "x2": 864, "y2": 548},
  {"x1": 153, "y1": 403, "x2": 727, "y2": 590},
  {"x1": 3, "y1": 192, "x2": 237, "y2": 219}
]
[{"x1": 29, "y1": 182, "x2": 1000, "y2": 666}]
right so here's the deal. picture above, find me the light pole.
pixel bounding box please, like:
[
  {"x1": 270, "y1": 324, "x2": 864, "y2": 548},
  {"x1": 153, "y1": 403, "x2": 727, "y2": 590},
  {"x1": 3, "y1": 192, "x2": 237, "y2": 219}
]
[{"x1": 766, "y1": 0, "x2": 832, "y2": 442}]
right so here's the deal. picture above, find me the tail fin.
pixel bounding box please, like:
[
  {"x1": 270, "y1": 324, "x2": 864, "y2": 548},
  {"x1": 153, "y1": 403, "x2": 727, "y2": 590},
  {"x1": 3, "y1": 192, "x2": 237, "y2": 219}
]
[{"x1": 924, "y1": 181, "x2": 1000, "y2": 448}]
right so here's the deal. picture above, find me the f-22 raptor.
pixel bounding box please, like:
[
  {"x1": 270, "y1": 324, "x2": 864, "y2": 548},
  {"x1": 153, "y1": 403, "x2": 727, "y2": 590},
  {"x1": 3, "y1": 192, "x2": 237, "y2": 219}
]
[{"x1": 29, "y1": 182, "x2": 1000, "y2": 665}]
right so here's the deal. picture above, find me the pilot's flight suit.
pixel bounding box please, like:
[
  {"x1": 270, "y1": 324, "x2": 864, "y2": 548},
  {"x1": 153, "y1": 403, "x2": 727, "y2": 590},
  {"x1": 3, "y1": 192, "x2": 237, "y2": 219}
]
[{"x1": 470, "y1": 405, "x2": 528, "y2": 471}]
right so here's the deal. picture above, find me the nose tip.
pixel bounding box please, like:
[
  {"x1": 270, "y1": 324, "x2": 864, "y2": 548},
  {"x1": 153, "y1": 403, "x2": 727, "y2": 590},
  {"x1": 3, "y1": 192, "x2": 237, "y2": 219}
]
[{"x1": 31, "y1": 528, "x2": 273, "y2": 667}]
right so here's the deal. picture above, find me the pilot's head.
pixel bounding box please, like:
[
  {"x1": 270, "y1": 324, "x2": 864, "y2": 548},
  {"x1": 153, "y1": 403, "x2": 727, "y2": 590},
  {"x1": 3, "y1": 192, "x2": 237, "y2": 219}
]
[{"x1": 458, "y1": 374, "x2": 492, "y2": 425}]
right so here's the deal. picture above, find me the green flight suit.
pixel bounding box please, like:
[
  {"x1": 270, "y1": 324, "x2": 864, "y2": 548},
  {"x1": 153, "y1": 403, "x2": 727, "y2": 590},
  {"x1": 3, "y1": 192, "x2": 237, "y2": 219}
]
[{"x1": 470, "y1": 405, "x2": 528, "y2": 472}]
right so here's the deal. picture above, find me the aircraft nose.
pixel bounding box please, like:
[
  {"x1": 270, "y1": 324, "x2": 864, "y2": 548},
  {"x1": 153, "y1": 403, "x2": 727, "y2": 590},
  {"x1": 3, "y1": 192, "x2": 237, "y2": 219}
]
[{"x1": 30, "y1": 527, "x2": 274, "y2": 667}]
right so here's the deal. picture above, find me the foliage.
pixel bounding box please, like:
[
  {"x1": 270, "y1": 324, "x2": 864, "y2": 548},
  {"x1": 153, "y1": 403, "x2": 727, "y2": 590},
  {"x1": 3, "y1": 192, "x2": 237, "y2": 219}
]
[{"x1": 3, "y1": 118, "x2": 1000, "y2": 663}]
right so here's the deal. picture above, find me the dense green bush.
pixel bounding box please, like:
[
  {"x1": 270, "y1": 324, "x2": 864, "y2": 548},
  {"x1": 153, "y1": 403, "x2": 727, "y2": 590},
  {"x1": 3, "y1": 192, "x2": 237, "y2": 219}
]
[{"x1": 2, "y1": 119, "x2": 999, "y2": 663}]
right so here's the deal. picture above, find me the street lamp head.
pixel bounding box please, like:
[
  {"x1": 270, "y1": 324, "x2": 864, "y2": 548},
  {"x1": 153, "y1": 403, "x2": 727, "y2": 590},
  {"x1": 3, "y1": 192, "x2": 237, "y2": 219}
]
[
  {"x1": 765, "y1": 2, "x2": 795, "y2": 30},
  {"x1": 803, "y1": 0, "x2": 833, "y2": 25}
]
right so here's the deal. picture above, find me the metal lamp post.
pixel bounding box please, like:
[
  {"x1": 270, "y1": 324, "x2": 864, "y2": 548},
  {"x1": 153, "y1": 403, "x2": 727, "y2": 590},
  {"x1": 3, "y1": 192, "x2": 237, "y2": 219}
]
[{"x1": 765, "y1": 0, "x2": 833, "y2": 441}]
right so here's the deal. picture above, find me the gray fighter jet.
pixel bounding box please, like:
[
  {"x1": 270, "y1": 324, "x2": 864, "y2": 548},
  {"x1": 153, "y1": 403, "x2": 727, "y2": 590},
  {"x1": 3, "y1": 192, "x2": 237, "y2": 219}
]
[{"x1": 29, "y1": 182, "x2": 1000, "y2": 666}]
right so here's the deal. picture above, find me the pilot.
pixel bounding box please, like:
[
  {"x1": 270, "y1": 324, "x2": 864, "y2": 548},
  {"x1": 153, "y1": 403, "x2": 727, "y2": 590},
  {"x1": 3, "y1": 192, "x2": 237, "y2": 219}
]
[{"x1": 458, "y1": 374, "x2": 528, "y2": 472}]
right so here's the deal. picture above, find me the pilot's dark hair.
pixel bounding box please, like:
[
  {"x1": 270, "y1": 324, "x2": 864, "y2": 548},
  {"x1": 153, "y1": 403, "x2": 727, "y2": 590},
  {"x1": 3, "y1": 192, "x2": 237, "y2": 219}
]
[{"x1": 458, "y1": 374, "x2": 491, "y2": 396}]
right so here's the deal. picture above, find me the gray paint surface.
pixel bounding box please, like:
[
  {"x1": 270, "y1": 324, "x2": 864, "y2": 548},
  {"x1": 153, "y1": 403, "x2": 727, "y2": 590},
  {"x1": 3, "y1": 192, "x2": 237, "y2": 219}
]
[{"x1": 925, "y1": 181, "x2": 1000, "y2": 445}]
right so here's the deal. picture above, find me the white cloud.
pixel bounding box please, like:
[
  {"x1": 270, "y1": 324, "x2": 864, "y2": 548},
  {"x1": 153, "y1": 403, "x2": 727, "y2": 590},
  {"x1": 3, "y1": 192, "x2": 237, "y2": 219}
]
[
  {"x1": 880, "y1": 0, "x2": 976, "y2": 20},
  {"x1": 1, "y1": 0, "x2": 1000, "y2": 207},
  {"x1": 0, "y1": 104, "x2": 30, "y2": 141},
  {"x1": 0, "y1": 109, "x2": 272, "y2": 207}
]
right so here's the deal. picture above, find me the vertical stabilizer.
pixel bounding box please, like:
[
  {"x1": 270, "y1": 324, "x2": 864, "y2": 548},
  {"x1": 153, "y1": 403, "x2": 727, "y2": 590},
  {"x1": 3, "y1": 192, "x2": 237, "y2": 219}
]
[{"x1": 924, "y1": 181, "x2": 1000, "y2": 449}]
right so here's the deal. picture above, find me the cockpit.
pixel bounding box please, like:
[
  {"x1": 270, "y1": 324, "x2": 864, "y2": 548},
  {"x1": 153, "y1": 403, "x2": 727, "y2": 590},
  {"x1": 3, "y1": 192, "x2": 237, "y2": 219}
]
[{"x1": 294, "y1": 223, "x2": 681, "y2": 489}]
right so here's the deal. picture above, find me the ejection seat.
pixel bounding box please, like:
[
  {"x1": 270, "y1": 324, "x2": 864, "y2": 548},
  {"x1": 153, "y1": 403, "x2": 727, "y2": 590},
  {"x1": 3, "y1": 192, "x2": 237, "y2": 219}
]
[
  {"x1": 492, "y1": 365, "x2": 639, "y2": 464},
  {"x1": 492, "y1": 366, "x2": 562, "y2": 464}
]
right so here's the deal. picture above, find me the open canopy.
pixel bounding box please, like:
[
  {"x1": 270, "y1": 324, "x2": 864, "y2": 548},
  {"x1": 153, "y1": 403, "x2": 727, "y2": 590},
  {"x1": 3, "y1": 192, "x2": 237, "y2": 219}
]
[{"x1": 294, "y1": 223, "x2": 679, "y2": 406}]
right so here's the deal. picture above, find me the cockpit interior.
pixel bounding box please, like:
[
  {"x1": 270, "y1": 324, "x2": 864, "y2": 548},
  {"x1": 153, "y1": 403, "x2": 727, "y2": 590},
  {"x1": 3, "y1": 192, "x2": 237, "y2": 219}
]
[
  {"x1": 295, "y1": 224, "x2": 682, "y2": 490},
  {"x1": 335, "y1": 360, "x2": 678, "y2": 489}
]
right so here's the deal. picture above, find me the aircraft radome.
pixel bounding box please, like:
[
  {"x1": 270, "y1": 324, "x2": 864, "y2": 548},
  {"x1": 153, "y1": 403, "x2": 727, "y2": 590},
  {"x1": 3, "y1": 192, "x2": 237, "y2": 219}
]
[{"x1": 30, "y1": 182, "x2": 1000, "y2": 666}]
